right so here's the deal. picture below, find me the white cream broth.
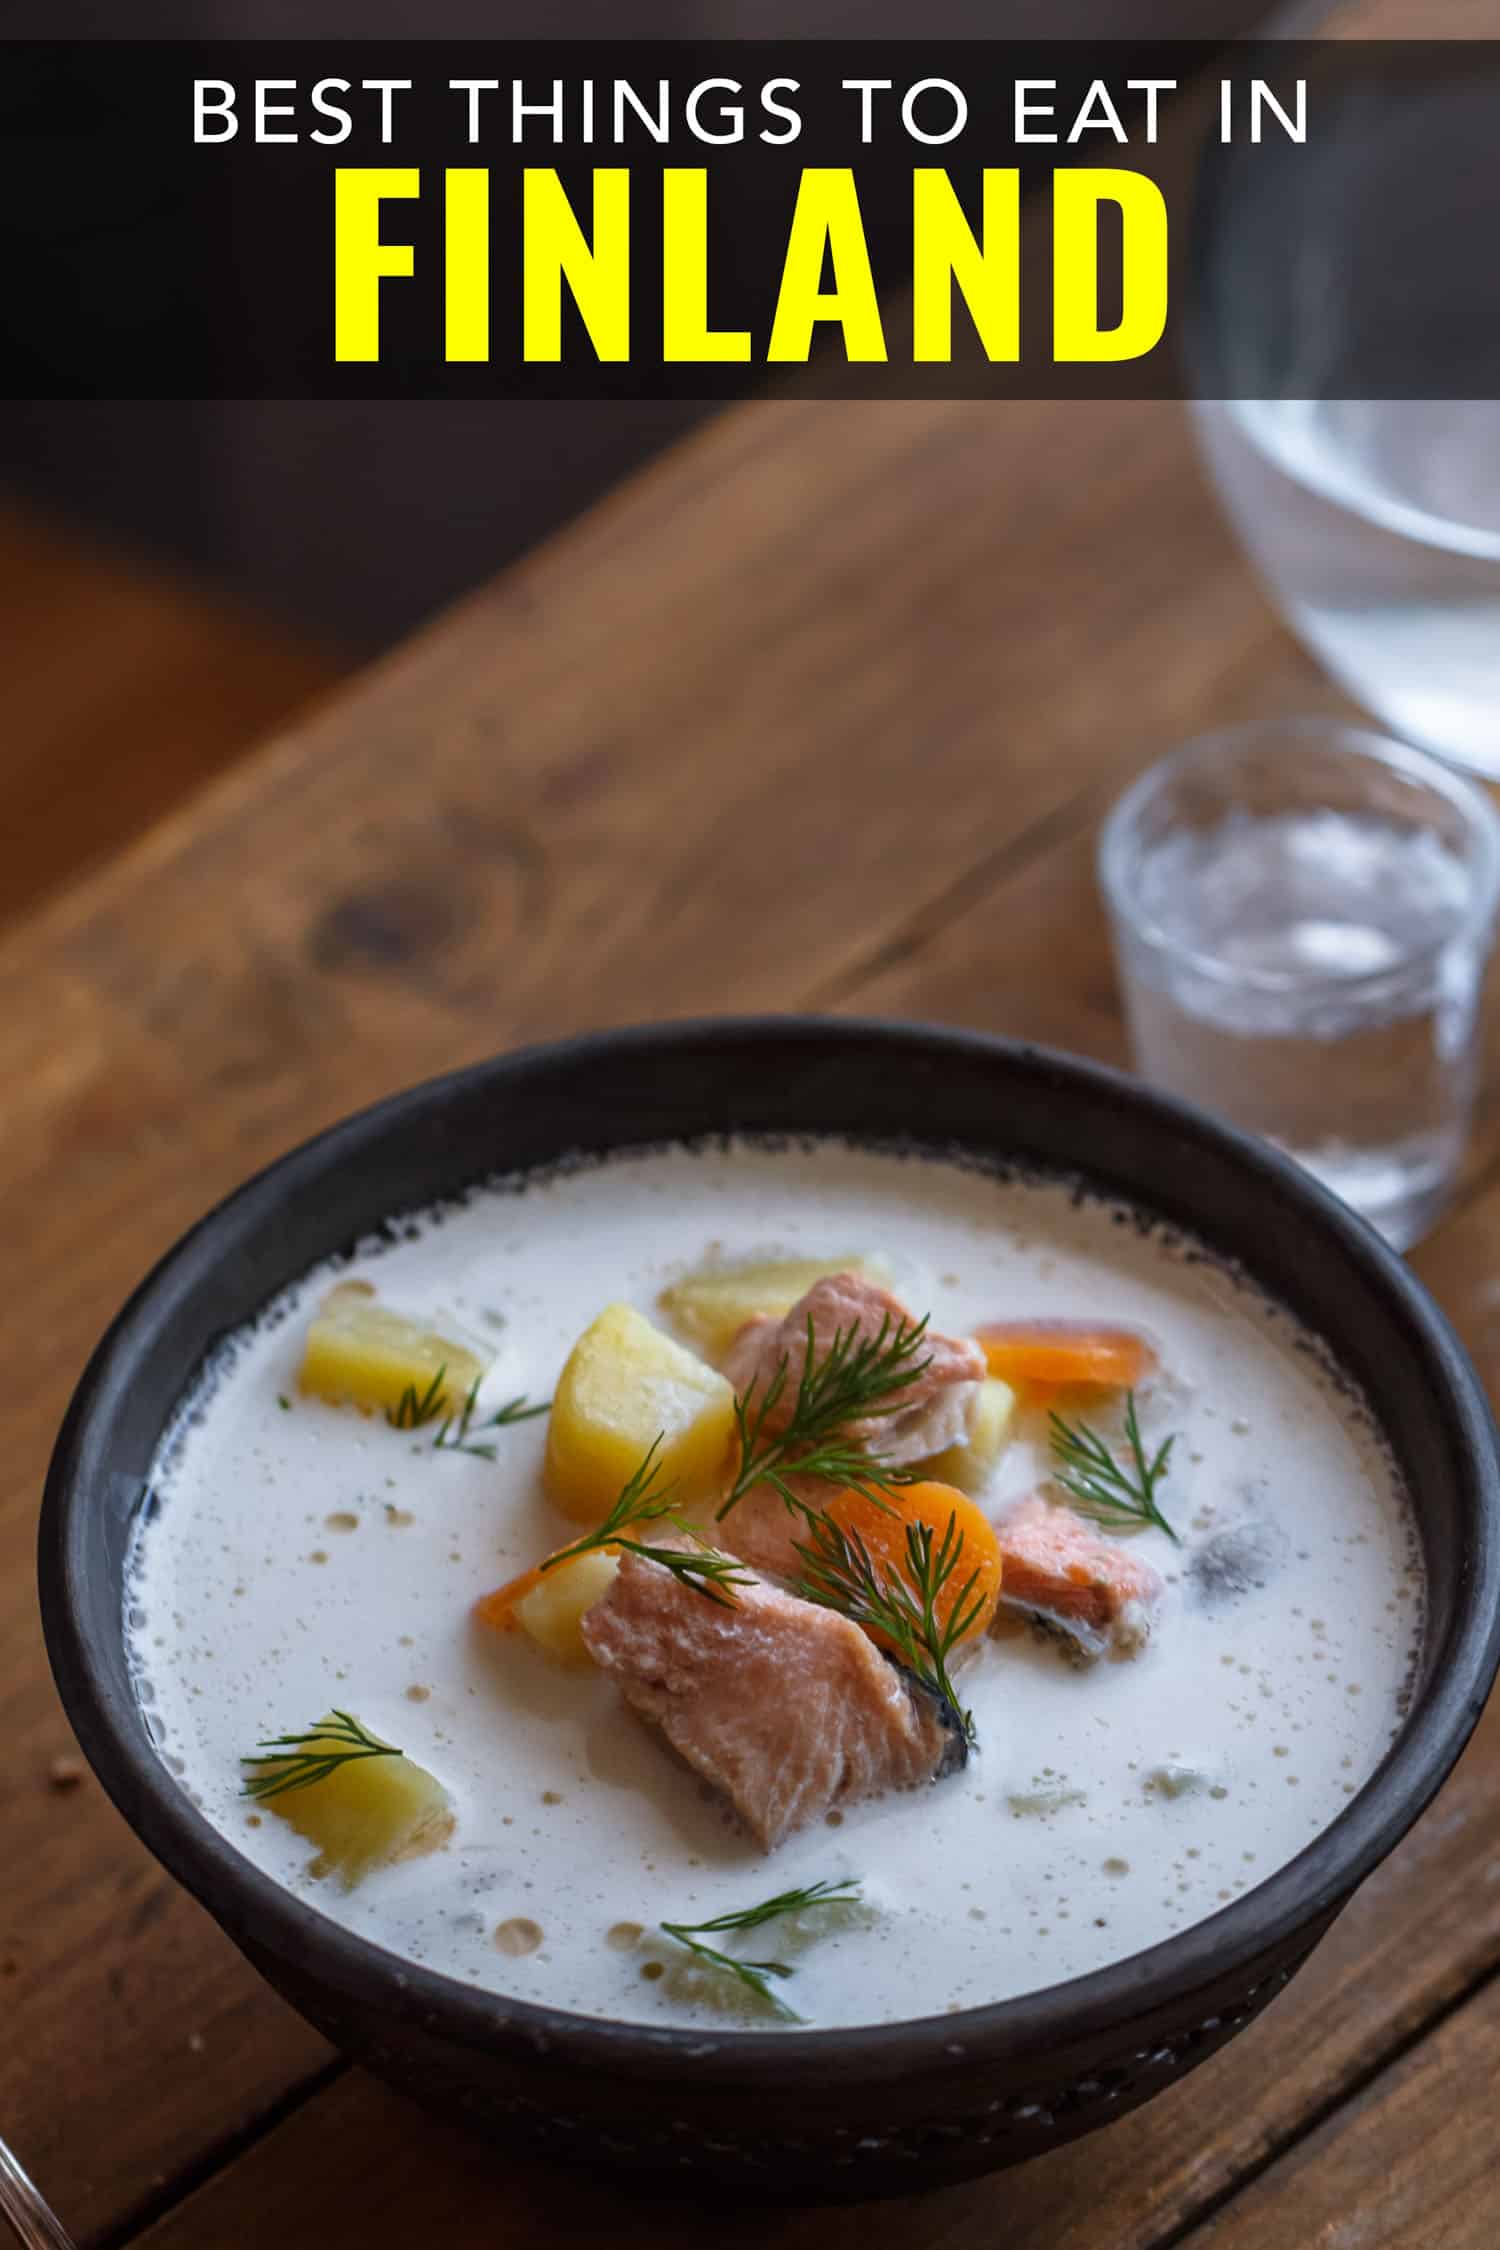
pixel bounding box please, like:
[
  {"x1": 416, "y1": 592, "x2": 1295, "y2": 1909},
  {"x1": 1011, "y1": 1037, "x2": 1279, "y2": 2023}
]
[{"x1": 128, "y1": 1140, "x2": 1422, "y2": 2031}]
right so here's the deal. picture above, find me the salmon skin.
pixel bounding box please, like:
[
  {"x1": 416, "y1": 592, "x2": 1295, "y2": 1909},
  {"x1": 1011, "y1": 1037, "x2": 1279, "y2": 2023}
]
[
  {"x1": 993, "y1": 1494, "x2": 1163, "y2": 1659},
  {"x1": 581, "y1": 1545, "x2": 965, "y2": 1848},
  {"x1": 718, "y1": 1273, "x2": 984, "y2": 1582}
]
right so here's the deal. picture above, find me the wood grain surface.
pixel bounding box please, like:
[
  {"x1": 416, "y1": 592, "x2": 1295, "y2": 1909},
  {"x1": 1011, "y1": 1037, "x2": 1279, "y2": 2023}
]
[
  {"x1": 5, "y1": 399, "x2": 1500, "y2": 2248},
  {"x1": 0, "y1": 502, "x2": 342, "y2": 936}
]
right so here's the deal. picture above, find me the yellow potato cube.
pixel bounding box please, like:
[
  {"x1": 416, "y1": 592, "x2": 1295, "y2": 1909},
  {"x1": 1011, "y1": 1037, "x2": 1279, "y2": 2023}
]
[
  {"x1": 298, "y1": 1281, "x2": 485, "y2": 1420},
  {"x1": 546, "y1": 1302, "x2": 738, "y2": 1524},
  {"x1": 248, "y1": 1712, "x2": 454, "y2": 1890},
  {"x1": 924, "y1": 1375, "x2": 1017, "y2": 1495},
  {"x1": 658, "y1": 1254, "x2": 890, "y2": 1361},
  {"x1": 515, "y1": 1549, "x2": 622, "y2": 1663}
]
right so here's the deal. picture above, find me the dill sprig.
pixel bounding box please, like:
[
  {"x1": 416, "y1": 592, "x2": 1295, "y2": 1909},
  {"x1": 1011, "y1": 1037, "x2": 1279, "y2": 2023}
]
[
  {"x1": 717, "y1": 1311, "x2": 932, "y2": 1527},
  {"x1": 242, "y1": 1709, "x2": 400, "y2": 1803},
  {"x1": 793, "y1": 1509, "x2": 985, "y2": 1744},
  {"x1": 387, "y1": 1365, "x2": 548, "y2": 1455},
  {"x1": 1048, "y1": 1390, "x2": 1179, "y2": 1543},
  {"x1": 659, "y1": 1877, "x2": 862, "y2": 2020},
  {"x1": 386, "y1": 1365, "x2": 450, "y2": 1430},
  {"x1": 433, "y1": 1377, "x2": 550, "y2": 1461},
  {"x1": 540, "y1": 1438, "x2": 757, "y2": 1609}
]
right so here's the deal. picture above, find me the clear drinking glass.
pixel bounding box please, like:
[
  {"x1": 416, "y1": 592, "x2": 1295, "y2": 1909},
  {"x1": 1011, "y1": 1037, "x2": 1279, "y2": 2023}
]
[
  {"x1": 1098, "y1": 720, "x2": 1500, "y2": 1251},
  {"x1": 1194, "y1": 399, "x2": 1500, "y2": 775},
  {"x1": 1189, "y1": 61, "x2": 1500, "y2": 774}
]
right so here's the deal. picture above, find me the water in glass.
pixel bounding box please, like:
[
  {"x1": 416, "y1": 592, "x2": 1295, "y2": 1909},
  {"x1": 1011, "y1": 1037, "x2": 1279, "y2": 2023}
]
[
  {"x1": 1119, "y1": 798, "x2": 1485, "y2": 1249},
  {"x1": 1196, "y1": 399, "x2": 1500, "y2": 776}
]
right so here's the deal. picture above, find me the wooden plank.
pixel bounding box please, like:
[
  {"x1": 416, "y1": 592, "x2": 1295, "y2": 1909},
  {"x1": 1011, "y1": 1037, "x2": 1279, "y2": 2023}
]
[
  {"x1": 1172, "y1": 1975, "x2": 1500, "y2": 2250},
  {"x1": 0, "y1": 501, "x2": 341, "y2": 932},
  {"x1": 834, "y1": 768, "x2": 1500, "y2": 1199},
  {"x1": 31, "y1": 400, "x2": 1264, "y2": 1060}
]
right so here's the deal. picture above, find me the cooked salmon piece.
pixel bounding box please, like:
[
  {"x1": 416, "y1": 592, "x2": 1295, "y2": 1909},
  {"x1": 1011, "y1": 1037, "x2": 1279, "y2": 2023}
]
[
  {"x1": 720, "y1": 1273, "x2": 985, "y2": 1467},
  {"x1": 716, "y1": 1275, "x2": 984, "y2": 1583},
  {"x1": 994, "y1": 1494, "x2": 1163, "y2": 1657},
  {"x1": 580, "y1": 1545, "x2": 965, "y2": 1848},
  {"x1": 717, "y1": 1469, "x2": 829, "y2": 1581}
]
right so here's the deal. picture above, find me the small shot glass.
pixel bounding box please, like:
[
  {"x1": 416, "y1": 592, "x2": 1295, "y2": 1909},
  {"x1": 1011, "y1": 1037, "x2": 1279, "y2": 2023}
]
[{"x1": 1098, "y1": 719, "x2": 1500, "y2": 1251}]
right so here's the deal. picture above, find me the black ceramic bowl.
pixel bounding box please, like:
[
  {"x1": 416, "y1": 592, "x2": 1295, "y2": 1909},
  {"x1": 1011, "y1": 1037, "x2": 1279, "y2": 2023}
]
[{"x1": 39, "y1": 1020, "x2": 1500, "y2": 2197}]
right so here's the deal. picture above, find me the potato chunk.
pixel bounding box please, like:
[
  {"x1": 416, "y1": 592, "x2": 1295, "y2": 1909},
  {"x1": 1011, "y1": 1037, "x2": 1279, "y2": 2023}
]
[
  {"x1": 515, "y1": 1550, "x2": 623, "y2": 1662},
  {"x1": 923, "y1": 1375, "x2": 1017, "y2": 1495},
  {"x1": 545, "y1": 1302, "x2": 737, "y2": 1524},
  {"x1": 298, "y1": 1281, "x2": 485, "y2": 1419},
  {"x1": 474, "y1": 1547, "x2": 623, "y2": 1661},
  {"x1": 250, "y1": 1713, "x2": 453, "y2": 1890},
  {"x1": 659, "y1": 1255, "x2": 889, "y2": 1361}
]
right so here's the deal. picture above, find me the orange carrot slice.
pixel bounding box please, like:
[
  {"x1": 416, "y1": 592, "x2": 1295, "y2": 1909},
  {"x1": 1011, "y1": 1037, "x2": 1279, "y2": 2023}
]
[
  {"x1": 476, "y1": 1538, "x2": 629, "y2": 1634},
  {"x1": 974, "y1": 1322, "x2": 1155, "y2": 1392},
  {"x1": 820, "y1": 1480, "x2": 1003, "y2": 1654},
  {"x1": 474, "y1": 1560, "x2": 553, "y2": 1632}
]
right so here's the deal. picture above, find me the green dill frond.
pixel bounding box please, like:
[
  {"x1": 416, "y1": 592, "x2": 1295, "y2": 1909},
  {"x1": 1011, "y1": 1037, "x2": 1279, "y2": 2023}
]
[
  {"x1": 1048, "y1": 1391, "x2": 1179, "y2": 1542},
  {"x1": 659, "y1": 1878, "x2": 862, "y2": 2019},
  {"x1": 241, "y1": 1709, "x2": 401, "y2": 1803},
  {"x1": 792, "y1": 1509, "x2": 983, "y2": 1744},
  {"x1": 539, "y1": 1437, "x2": 756, "y2": 1608}
]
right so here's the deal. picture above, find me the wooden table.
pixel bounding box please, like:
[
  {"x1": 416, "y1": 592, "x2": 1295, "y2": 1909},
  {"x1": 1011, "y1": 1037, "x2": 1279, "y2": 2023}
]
[{"x1": 6, "y1": 386, "x2": 1500, "y2": 2247}]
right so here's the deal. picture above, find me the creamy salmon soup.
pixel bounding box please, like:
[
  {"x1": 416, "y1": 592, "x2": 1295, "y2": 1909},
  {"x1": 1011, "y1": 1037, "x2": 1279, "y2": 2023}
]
[{"x1": 127, "y1": 1140, "x2": 1423, "y2": 2031}]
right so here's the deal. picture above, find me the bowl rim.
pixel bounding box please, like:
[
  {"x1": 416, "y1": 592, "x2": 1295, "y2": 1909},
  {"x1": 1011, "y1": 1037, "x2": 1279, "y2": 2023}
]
[{"x1": 38, "y1": 1015, "x2": 1500, "y2": 2085}]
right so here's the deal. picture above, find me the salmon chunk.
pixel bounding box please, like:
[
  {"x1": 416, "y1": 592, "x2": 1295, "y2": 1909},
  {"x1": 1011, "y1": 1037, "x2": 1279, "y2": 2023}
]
[
  {"x1": 717, "y1": 1470, "x2": 831, "y2": 1582},
  {"x1": 994, "y1": 1495, "x2": 1163, "y2": 1657},
  {"x1": 720, "y1": 1273, "x2": 984, "y2": 1467},
  {"x1": 716, "y1": 1275, "x2": 984, "y2": 1583},
  {"x1": 580, "y1": 1547, "x2": 965, "y2": 1847}
]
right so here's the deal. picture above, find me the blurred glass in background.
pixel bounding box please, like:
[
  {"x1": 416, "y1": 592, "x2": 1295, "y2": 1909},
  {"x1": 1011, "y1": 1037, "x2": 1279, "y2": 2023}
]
[{"x1": 1191, "y1": 59, "x2": 1500, "y2": 775}]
